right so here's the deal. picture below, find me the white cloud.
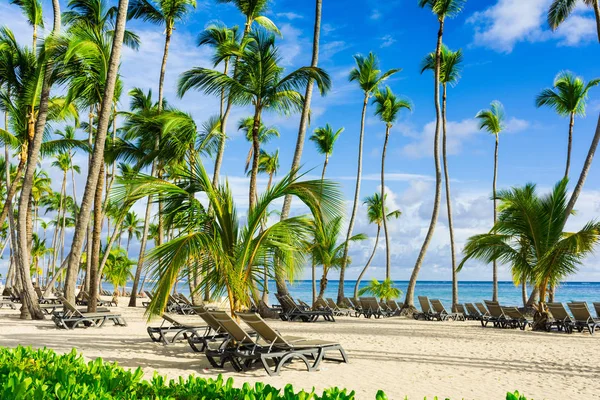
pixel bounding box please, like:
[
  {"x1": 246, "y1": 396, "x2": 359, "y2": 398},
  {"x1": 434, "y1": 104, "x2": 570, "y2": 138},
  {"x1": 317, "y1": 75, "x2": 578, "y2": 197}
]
[
  {"x1": 468, "y1": 0, "x2": 596, "y2": 53},
  {"x1": 370, "y1": 9, "x2": 382, "y2": 20},
  {"x1": 276, "y1": 12, "x2": 303, "y2": 20},
  {"x1": 380, "y1": 34, "x2": 396, "y2": 48}
]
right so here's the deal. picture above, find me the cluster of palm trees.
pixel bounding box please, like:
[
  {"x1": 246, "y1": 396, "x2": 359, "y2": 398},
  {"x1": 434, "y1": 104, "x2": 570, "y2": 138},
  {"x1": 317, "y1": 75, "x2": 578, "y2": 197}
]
[{"x1": 1, "y1": 0, "x2": 600, "y2": 320}]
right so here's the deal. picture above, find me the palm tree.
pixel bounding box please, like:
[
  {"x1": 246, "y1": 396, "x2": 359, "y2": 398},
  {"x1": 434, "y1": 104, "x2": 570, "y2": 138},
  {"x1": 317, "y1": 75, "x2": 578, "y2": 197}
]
[
  {"x1": 421, "y1": 44, "x2": 463, "y2": 310},
  {"x1": 102, "y1": 247, "x2": 134, "y2": 295},
  {"x1": 358, "y1": 278, "x2": 402, "y2": 302},
  {"x1": 9, "y1": 0, "x2": 43, "y2": 51},
  {"x1": 178, "y1": 32, "x2": 331, "y2": 211},
  {"x1": 547, "y1": 0, "x2": 600, "y2": 222},
  {"x1": 353, "y1": 193, "x2": 401, "y2": 298},
  {"x1": 475, "y1": 101, "x2": 506, "y2": 302},
  {"x1": 238, "y1": 117, "x2": 279, "y2": 173},
  {"x1": 122, "y1": 211, "x2": 143, "y2": 253},
  {"x1": 403, "y1": 0, "x2": 465, "y2": 313},
  {"x1": 459, "y1": 180, "x2": 600, "y2": 327},
  {"x1": 536, "y1": 71, "x2": 600, "y2": 178},
  {"x1": 372, "y1": 86, "x2": 411, "y2": 281},
  {"x1": 338, "y1": 52, "x2": 399, "y2": 304},
  {"x1": 310, "y1": 124, "x2": 344, "y2": 182},
  {"x1": 63, "y1": 0, "x2": 131, "y2": 310}
]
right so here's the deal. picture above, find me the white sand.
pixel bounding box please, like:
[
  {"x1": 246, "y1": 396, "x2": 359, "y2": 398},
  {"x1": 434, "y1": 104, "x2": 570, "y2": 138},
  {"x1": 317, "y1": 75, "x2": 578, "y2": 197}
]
[{"x1": 1, "y1": 300, "x2": 599, "y2": 399}]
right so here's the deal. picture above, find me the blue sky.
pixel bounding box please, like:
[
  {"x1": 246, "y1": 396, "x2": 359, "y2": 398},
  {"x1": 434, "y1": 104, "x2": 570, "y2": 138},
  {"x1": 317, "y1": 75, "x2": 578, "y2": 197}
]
[{"x1": 2, "y1": 0, "x2": 600, "y2": 283}]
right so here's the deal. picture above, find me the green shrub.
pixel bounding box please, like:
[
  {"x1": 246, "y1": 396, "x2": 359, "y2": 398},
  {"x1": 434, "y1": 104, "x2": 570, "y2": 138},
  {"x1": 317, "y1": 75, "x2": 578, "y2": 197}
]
[{"x1": 0, "y1": 346, "x2": 528, "y2": 399}]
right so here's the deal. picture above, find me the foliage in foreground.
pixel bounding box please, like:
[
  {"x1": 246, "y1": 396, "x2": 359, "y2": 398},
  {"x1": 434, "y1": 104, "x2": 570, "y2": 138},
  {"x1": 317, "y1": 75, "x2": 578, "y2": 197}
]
[{"x1": 0, "y1": 346, "x2": 530, "y2": 400}]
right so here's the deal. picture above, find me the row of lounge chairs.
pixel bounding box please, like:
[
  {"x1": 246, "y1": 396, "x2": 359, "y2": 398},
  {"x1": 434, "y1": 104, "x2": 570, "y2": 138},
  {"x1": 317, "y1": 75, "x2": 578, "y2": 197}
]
[
  {"x1": 545, "y1": 302, "x2": 600, "y2": 335},
  {"x1": 52, "y1": 297, "x2": 127, "y2": 329},
  {"x1": 276, "y1": 294, "x2": 335, "y2": 322},
  {"x1": 414, "y1": 296, "x2": 465, "y2": 321},
  {"x1": 143, "y1": 291, "x2": 197, "y2": 315},
  {"x1": 147, "y1": 305, "x2": 347, "y2": 376}
]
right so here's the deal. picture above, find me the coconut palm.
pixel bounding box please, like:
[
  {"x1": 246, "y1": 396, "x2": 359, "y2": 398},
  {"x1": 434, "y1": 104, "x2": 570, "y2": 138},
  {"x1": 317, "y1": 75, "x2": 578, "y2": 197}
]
[
  {"x1": 178, "y1": 31, "x2": 331, "y2": 211},
  {"x1": 358, "y1": 278, "x2": 402, "y2": 302},
  {"x1": 310, "y1": 124, "x2": 344, "y2": 182},
  {"x1": 476, "y1": 100, "x2": 506, "y2": 302},
  {"x1": 403, "y1": 0, "x2": 466, "y2": 313},
  {"x1": 114, "y1": 156, "x2": 344, "y2": 316},
  {"x1": 459, "y1": 180, "x2": 600, "y2": 318},
  {"x1": 547, "y1": 1, "x2": 600, "y2": 222},
  {"x1": 238, "y1": 116, "x2": 279, "y2": 173},
  {"x1": 30, "y1": 233, "x2": 51, "y2": 284},
  {"x1": 372, "y1": 86, "x2": 411, "y2": 281},
  {"x1": 337, "y1": 52, "x2": 399, "y2": 304},
  {"x1": 9, "y1": 0, "x2": 43, "y2": 51},
  {"x1": 353, "y1": 193, "x2": 401, "y2": 298},
  {"x1": 102, "y1": 247, "x2": 134, "y2": 295},
  {"x1": 122, "y1": 211, "x2": 143, "y2": 253},
  {"x1": 63, "y1": 0, "x2": 131, "y2": 310},
  {"x1": 536, "y1": 71, "x2": 600, "y2": 179},
  {"x1": 421, "y1": 44, "x2": 463, "y2": 310}
]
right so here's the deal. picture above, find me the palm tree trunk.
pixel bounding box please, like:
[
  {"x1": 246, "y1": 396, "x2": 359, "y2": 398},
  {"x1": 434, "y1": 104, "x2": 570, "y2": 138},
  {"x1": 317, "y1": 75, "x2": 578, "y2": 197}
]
[
  {"x1": 441, "y1": 84, "x2": 458, "y2": 311},
  {"x1": 403, "y1": 18, "x2": 444, "y2": 312},
  {"x1": 565, "y1": 112, "x2": 574, "y2": 179},
  {"x1": 63, "y1": 0, "x2": 129, "y2": 305},
  {"x1": 88, "y1": 164, "x2": 104, "y2": 313},
  {"x1": 381, "y1": 125, "x2": 391, "y2": 280},
  {"x1": 277, "y1": 0, "x2": 322, "y2": 297},
  {"x1": 14, "y1": 0, "x2": 62, "y2": 320},
  {"x1": 337, "y1": 94, "x2": 369, "y2": 304},
  {"x1": 211, "y1": 60, "x2": 231, "y2": 187},
  {"x1": 318, "y1": 267, "x2": 328, "y2": 300},
  {"x1": 0, "y1": 158, "x2": 25, "y2": 229},
  {"x1": 130, "y1": 189, "x2": 153, "y2": 307},
  {"x1": 248, "y1": 106, "x2": 262, "y2": 211},
  {"x1": 521, "y1": 277, "x2": 527, "y2": 307},
  {"x1": 492, "y1": 134, "x2": 499, "y2": 302},
  {"x1": 354, "y1": 226, "x2": 380, "y2": 298},
  {"x1": 593, "y1": 0, "x2": 600, "y2": 43}
]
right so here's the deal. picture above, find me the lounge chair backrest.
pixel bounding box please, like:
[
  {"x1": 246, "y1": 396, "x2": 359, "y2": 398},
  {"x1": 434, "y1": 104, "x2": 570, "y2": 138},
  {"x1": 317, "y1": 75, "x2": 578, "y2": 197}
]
[
  {"x1": 360, "y1": 297, "x2": 379, "y2": 312},
  {"x1": 465, "y1": 303, "x2": 480, "y2": 316},
  {"x1": 58, "y1": 297, "x2": 84, "y2": 318},
  {"x1": 191, "y1": 305, "x2": 222, "y2": 332},
  {"x1": 325, "y1": 298, "x2": 338, "y2": 310},
  {"x1": 278, "y1": 295, "x2": 298, "y2": 312},
  {"x1": 145, "y1": 291, "x2": 154, "y2": 299},
  {"x1": 418, "y1": 296, "x2": 431, "y2": 313},
  {"x1": 593, "y1": 302, "x2": 600, "y2": 318},
  {"x1": 501, "y1": 306, "x2": 522, "y2": 319},
  {"x1": 209, "y1": 311, "x2": 255, "y2": 344},
  {"x1": 430, "y1": 299, "x2": 447, "y2": 314},
  {"x1": 298, "y1": 299, "x2": 311, "y2": 309},
  {"x1": 236, "y1": 312, "x2": 290, "y2": 346},
  {"x1": 547, "y1": 303, "x2": 571, "y2": 321},
  {"x1": 387, "y1": 300, "x2": 400, "y2": 311},
  {"x1": 484, "y1": 300, "x2": 504, "y2": 318},
  {"x1": 475, "y1": 303, "x2": 488, "y2": 315},
  {"x1": 568, "y1": 302, "x2": 594, "y2": 322},
  {"x1": 455, "y1": 304, "x2": 466, "y2": 315}
]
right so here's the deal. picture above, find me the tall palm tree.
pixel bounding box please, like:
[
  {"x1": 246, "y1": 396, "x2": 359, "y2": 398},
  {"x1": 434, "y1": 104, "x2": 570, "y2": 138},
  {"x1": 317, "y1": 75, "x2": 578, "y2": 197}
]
[
  {"x1": 459, "y1": 180, "x2": 600, "y2": 321},
  {"x1": 63, "y1": 0, "x2": 131, "y2": 309},
  {"x1": 238, "y1": 116, "x2": 279, "y2": 173},
  {"x1": 404, "y1": 0, "x2": 465, "y2": 312},
  {"x1": 475, "y1": 100, "x2": 506, "y2": 302},
  {"x1": 358, "y1": 278, "x2": 402, "y2": 302},
  {"x1": 9, "y1": 0, "x2": 43, "y2": 51},
  {"x1": 338, "y1": 52, "x2": 399, "y2": 304},
  {"x1": 310, "y1": 124, "x2": 344, "y2": 182},
  {"x1": 353, "y1": 193, "x2": 401, "y2": 298},
  {"x1": 102, "y1": 247, "x2": 133, "y2": 295},
  {"x1": 547, "y1": 0, "x2": 600, "y2": 221},
  {"x1": 421, "y1": 44, "x2": 463, "y2": 310},
  {"x1": 372, "y1": 86, "x2": 411, "y2": 281},
  {"x1": 178, "y1": 32, "x2": 331, "y2": 211},
  {"x1": 122, "y1": 211, "x2": 143, "y2": 253},
  {"x1": 536, "y1": 71, "x2": 600, "y2": 179}
]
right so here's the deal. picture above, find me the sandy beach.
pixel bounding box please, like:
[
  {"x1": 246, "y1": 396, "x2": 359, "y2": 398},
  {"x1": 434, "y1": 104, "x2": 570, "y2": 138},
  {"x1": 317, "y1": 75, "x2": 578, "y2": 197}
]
[{"x1": 1, "y1": 300, "x2": 599, "y2": 399}]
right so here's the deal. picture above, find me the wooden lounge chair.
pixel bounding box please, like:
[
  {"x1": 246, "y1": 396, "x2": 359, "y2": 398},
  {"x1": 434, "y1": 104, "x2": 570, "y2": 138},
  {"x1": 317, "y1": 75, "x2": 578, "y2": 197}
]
[
  {"x1": 52, "y1": 297, "x2": 126, "y2": 329},
  {"x1": 236, "y1": 312, "x2": 348, "y2": 376},
  {"x1": 413, "y1": 296, "x2": 433, "y2": 320},
  {"x1": 567, "y1": 302, "x2": 600, "y2": 335},
  {"x1": 483, "y1": 300, "x2": 507, "y2": 328},
  {"x1": 455, "y1": 304, "x2": 470, "y2": 320},
  {"x1": 147, "y1": 314, "x2": 208, "y2": 345},
  {"x1": 358, "y1": 297, "x2": 388, "y2": 318},
  {"x1": 465, "y1": 303, "x2": 482, "y2": 321},
  {"x1": 475, "y1": 303, "x2": 489, "y2": 317},
  {"x1": 343, "y1": 297, "x2": 361, "y2": 316},
  {"x1": 275, "y1": 294, "x2": 335, "y2": 322},
  {"x1": 430, "y1": 299, "x2": 464, "y2": 321},
  {"x1": 500, "y1": 306, "x2": 531, "y2": 330},
  {"x1": 325, "y1": 298, "x2": 352, "y2": 316},
  {"x1": 385, "y1": 300, "x2": 402, "y2": 316},
  {"x1": 592, "y1": 302, "x2": 600, "y2": 318},
  {"x1": 546, "y1": 303, "x2": 574, "y2": 333}
]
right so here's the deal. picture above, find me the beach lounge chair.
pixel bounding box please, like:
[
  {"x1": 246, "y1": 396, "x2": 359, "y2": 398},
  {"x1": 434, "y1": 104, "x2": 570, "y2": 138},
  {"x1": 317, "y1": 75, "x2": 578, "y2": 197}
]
[
  {"x1": 34, "y1": 287, "x2": 60, "y2": 304},
  {"x1": 343, "y1": 297, "x2": 361, "y2": 315},
  {"x1": 52, "y1": 297, "x2": 126, "y2": 329},
  {"x1": 0, "y1": 298, "x2": 16, "y2": 309},
  {"x1": 358, "y1": 297, "x2": 387, "y2": 318},
  {"x1": 276, "y1": 294, "x2": 335, "y2": 322},
  {"x1": 79, "y1": 291, "x2": 115, "y2": 307},
  {"x1": 147, "y1": 314, "x2": 208, "y2": 345},
  {"x1": 593, "y1": 302, "x2": 600, "y2": 318},
  {"x1": 413, "y1": 296, "x2": 434, "y2": 320},
  {"x1": 167, "y1": 294, "x2": 194, "y2": 315},
  {"x1": 236, "y1": 312, "x2": 348, "y2": 375},
  {"x1": 455, "y1": 304, "x2": 470, "y2": 319},
  {"x1": 475, "y1": 303, "x2": 489, "y2": 317},
  {"x1": 465, "y1": 303, "x2": 482, "y2": 321},
  {"x1": 185, "y1": 305, "x2": 230, "y2": 352},
  {"x1": 567, "y1": 302, "x2": 600, "y2": 335},
  {"x1": 482, "y1": 300, "x2": 507, "y2": 328},
  {"x1": 501, "y1": 306, "x2": 531, "y2": 330},
  {"x1": 546, "y1": 303, "x2": 574, "y2": 333},
  {"x1": 386, "y1": 300, "x2": 402, "y2": 316},
  {"x1": 142, "y1": 291, "x2": 154, "y2": 307},
  {"x1": 326, "y1": 298, "x2": 352, "y2": 316},
  {"x1": 430, "y1": 299, "x2": 464, "y2": 321}
]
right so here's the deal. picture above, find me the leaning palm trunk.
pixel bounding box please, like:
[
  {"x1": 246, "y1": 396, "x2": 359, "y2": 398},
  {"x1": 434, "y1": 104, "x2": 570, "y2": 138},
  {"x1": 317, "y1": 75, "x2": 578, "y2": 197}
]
[
  {"x1": 0, "y1": 159, "x2": 24, "y2": 229},
  {"x1": 404, "y1": 19, "x2": 444, "y2": 312},
  {"x1": 565, "y1": 112, "x2": 574, "y2": 179},
  {"x1": 354, "y1": 226, "x2": 380, "y2": 298},
  {"x1": 15, "y1": 0, "x2": 62, "y2": 320},
  {"x1": 64, "y1": 0, "x2": 130, "y2": 304},
  {"x1": 248, "y1": 107, "x2": 262, "y2": 210},
  {"x1": 337, "y1": 95, "x2": 369, "y2": 304},
  {"x1": 88, "y1": 164, "x2": 105, "y2": 313},
  {"x1": 492, "y1": 133, "x2": 499, "y2": 301},
  {"x1": 381, "y1": 126, "x2": 391, "y2": 280},
  {"x1": 129, "y1": 188, "x2": 153, "y2": 307},
  {"x1": 277, "y1": 0, "x2": 322, "y2": 297},
  {"x1": 441, "y1": 84, "x2": 458, "y2": 311}
]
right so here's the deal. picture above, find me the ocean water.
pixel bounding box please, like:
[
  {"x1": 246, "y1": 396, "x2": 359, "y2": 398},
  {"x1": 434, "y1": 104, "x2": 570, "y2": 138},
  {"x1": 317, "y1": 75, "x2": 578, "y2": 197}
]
[{"x1": 110, "y1": 280, "x2": 600, "y2": 307}]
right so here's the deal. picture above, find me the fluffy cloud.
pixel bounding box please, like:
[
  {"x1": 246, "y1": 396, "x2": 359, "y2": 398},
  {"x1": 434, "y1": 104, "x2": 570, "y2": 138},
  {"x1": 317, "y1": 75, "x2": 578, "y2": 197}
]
[
  {"x1": 468, "y1": 0, "x2": 596, "y2": 53},
  {"x1": 380, "y1": 34, "x2": 396, "y2": 48}
]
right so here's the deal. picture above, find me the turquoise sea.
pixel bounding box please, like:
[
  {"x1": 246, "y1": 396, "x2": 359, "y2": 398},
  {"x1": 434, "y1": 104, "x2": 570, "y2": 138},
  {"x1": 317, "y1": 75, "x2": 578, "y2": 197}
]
[{"x1": 114, "y1": 280, "x2": 600, "y2": 307}]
